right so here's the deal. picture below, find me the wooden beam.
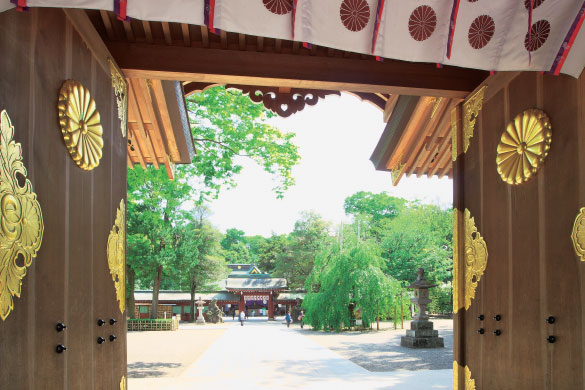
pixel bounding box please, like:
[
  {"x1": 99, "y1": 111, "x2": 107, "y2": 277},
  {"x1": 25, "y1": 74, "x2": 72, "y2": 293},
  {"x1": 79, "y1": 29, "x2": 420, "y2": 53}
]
[
  {"x1": 438, "y1": 158, "x2": 452, "y2": 178},
  {"x1": 122, "y1": 21, "x2": 134, "y2": 42},
  {"x1": 181, "y1": 23, "x2": 190, "y2": 47},
  {"x1": 131, "y1": 78, "x2": 173, "y2": 178},
  {"x1": 428, "y1": 141, "x2": 452, "y2": 178},
  {"x1": 220, "y1": 30, "x2": 227, "y2": 49},
  {"x1": 64, "y1": 9, "x2": 119, "y2": 74},
  {"x1": 162, "y1": 22, "x2": 172, "y2": 45},
  {"x1": 142, "y1": 20, "x2": 153, "y2": 44},
  {"x1": 108, "y1": 42, "x2": 486, "y2": 98},
  {"x1": 149, "y1": 79, "x2": 181, "y2": 161},
  {"x1": 200, "y1": 25, "x2": 209, "y2": 47},
  {"x1": 275, "y1": 38, "x2": 282, "y2": 52},
  {"x1": 99, "y1": 10, "x2": 115, "y2": 41},
  {"x1": 420, "y1": 125, "x2": 451, "y2": 177},
  {"x1": 403, "y1": 98, "x2": 450, "y2": 175},
  {"x1": 127, "y1": 154, "x2": 134, "y2": 169},
  {"x1": 239, "y1": 34, "x2": 246, "y2": 50},
  {"x1": 128, "y1": 125, "x2": 147, "y2": 169},
  {"x1": 127, "y1": 79, "x2": 159, "y2": 169},
  {"x1": 257, "y1": 36, "x2": 264, "y2": 51},
  {"x1": 385, "y1": 97, "x2": 434, "y2": 170},
  {"x1": 383, "y1": 94, "x2": 399, "y2": 122}
]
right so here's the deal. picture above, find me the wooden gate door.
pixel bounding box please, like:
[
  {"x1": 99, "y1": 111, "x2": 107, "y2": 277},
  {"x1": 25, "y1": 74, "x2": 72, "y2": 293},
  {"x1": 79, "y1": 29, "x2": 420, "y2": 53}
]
[
  {"x1": 453, "y1": 72, "x2": 585, "y2": 389},
  {"x1": 0, "y1": 8, "x2": 127, "y2": 389}
]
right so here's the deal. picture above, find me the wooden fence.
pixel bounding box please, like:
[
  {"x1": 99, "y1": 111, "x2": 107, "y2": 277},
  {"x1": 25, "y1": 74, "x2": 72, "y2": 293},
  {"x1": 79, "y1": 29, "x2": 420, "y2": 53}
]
[{"x1": 127, "y1": 316, "x2": 180, "y2": 331}]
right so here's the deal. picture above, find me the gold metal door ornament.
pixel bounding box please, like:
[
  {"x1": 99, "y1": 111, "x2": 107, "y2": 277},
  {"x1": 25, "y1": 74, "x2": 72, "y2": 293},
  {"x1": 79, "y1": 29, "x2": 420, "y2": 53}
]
[
  {"x1": 107, "y1": 199, "x2": 125, "y2": 314},
  {"x1": 58, "y1": 80, "x2": 104, "y2": 171},
  {"x1": 453, "y1": 209, "x2": 461, "y2": 313},
  {"x1": 0, "y1": 110, "x2": 44, "y2": 321},
  {"x1": 120, "y1": 375, "x2": 126, "y2": 390},
  {"x1": 391, "y1": 154, "x2": 406, "y2": 186},
  {"x1": 454, "y1": 361, "x2": 477, "y2": 390},
  {"x1": 108, "y1": 58, "x2": 128, "y2": 138},
  {"x1": 572, "y1": 207, "x2": 585, "y2": 262},
  {"x1": 464, "y1": 208, "x2": 487, "y2": 310},
  {"x1": 462, "y1": 85, "x2": 487, "y2": 155},
  {"x1": 496, "y1": 108, "x2": 551, "y2": 185}
]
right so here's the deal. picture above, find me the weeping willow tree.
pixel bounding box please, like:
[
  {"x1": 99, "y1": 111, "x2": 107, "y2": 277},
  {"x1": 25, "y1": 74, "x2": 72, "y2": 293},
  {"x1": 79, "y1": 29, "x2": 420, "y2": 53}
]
[{"x1": 303, "y1": 241, "x2": 399, "y2": 331}]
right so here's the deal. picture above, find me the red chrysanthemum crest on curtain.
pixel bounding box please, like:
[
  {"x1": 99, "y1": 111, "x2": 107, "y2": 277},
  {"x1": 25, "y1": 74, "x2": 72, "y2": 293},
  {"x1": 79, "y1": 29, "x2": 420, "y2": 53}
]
[
  {"x1": 525, "y1": 19, "x2": 550, "y2": 51},
  {"x1": 468, "y1": 15, "x2": 495, "y2": 49},
  {"x1": 263, "y1": 0, "x2": 292, "y2": 15},
  {"x1": 340, "y1": 0, "x2": 371, "y2": 32},
  {"x1": 408, "y1": 5, "x2": 437, "y2": 41}
]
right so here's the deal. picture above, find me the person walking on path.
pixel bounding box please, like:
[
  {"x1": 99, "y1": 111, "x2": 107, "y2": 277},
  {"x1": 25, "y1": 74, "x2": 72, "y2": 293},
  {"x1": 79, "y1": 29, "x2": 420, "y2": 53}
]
[
  {"x1": 239, "y1": 310, "x2": 245, "y2": 326},
  {"x1": 285, "y1": 311, "x2": 292, "y2": 328},
  {"x1": 298, "y1": 310, "x2": 305, "y2": 329}
]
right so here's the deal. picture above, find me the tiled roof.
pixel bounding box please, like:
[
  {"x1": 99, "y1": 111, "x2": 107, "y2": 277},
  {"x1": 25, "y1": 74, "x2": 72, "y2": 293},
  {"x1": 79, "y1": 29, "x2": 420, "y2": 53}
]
[
  {"x1": 134, "y1": 290, "x2": 239, "y2": 302},
  {"x1": 226, "y1": 278, "x2": 287, "y2": 290}
]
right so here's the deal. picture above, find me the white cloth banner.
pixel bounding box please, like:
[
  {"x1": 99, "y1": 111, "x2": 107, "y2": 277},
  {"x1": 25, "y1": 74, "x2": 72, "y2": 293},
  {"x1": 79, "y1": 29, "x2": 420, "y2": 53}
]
[
  {"x1": 127, "y1": 0, "x2": 204, "y2": 25},
  {"x1": 1, "y1": 0, "x2": 584, "y2": 77},
  {"x1": 294, "y1": 0, "x2": 379, "y2": 55},
  {"x1": 214, "y1": 0, "x2": 292, "y2": 40}
]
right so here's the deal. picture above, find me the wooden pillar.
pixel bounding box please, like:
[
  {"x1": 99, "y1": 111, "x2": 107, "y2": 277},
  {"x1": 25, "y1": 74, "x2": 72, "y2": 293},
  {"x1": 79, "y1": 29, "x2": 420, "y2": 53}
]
[
  {"x1": 239, "y1": 292, "x2": 245, "y2": 313},
  {"x1": 268, "y1": 293, "x2": 274, "y2": 320}
]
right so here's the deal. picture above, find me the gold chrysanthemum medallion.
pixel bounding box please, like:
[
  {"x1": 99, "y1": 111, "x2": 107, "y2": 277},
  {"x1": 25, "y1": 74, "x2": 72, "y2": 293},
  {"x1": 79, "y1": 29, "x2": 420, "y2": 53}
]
[
  {"x1": 496, "y1": 108, "x2": 551, "y2": 185},
  {"x1": 58, "y1": 80, "x2": 104, "y2": 170}
]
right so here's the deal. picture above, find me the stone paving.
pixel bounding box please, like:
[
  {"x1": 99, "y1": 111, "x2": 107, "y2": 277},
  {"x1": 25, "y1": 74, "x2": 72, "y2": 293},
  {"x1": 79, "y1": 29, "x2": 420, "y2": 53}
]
[{"x1": 128, "y1": 318, "x2": 452, "y2": 390}]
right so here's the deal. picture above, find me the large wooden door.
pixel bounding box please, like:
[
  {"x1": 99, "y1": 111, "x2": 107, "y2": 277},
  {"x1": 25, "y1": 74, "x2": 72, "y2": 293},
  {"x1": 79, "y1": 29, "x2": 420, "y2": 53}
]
[
  {"x1": 453, "y1": 72, "x2": 585, "y2": 389},
  {"x1": 0, "y1": 8, "x2": 127, "y2": 389}
]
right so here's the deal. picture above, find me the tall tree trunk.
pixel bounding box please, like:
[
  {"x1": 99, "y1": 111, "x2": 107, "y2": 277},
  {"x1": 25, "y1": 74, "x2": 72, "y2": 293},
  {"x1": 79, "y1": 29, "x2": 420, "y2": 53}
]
[
  {"x1": 151, "y1": 265, "x2": 163, "y2": 319},
  {"x1": 126, "y1": 266, "x2": 136, "y2": 319},
  {"x1": 189, "y1": 276, "x2": 197, "y2": 323}
]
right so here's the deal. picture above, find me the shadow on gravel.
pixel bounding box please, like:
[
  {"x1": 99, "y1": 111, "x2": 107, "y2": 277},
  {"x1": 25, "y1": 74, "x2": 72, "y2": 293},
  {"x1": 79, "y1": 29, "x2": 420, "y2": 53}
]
[
  {"x1": 298, "y1": 327, "x2": 453, "y2": 372},
  {"x1": 128, "y1": 362, "x2": 182, "y2": 378}
]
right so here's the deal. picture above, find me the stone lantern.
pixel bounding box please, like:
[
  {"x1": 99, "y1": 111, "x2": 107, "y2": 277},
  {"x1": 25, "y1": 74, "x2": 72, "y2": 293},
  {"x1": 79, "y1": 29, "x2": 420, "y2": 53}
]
[
  {"x1": 195, "y1": 297, "x2": 206, "y2": 325},
  {"x1": 400, "y1": 268, "x2": 444, "y2": 348}
]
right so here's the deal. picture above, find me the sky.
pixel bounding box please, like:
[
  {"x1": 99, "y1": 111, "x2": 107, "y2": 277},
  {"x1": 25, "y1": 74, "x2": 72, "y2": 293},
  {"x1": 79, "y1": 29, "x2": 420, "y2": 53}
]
[{"x1": 205, "y1": 93, "x2": 452, "y2": 237}]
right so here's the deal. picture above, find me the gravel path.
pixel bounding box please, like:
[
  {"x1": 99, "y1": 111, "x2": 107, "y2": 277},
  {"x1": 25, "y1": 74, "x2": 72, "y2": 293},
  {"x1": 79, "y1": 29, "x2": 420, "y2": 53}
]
[
  {"x1": 301, "y1": 319, "x2": 453, "y2": 372},
  {"x1": 127, "y1": 326, "x2": 227, "y2": 378}
]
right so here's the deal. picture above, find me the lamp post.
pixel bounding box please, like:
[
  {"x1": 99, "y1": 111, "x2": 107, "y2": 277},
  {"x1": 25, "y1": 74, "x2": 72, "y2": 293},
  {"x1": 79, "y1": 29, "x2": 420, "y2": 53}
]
[
  {"x1": 400, "y1": 268, "x2": 444, "y2": 348},
  {"x1": 195, "y1": 297, "x2": 206, "y2": 325}
]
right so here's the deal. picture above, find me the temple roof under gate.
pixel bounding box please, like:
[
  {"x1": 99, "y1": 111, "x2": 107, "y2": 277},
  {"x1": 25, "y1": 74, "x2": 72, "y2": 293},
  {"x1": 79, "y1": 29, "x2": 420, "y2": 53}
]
[{"x1": 225, "y1": 277, "x2": 287, "y2": 292}]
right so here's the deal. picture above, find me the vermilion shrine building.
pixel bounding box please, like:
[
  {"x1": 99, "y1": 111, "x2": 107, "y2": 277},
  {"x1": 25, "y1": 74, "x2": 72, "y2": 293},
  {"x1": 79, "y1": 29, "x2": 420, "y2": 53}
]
[{"x1": 134, "y1": 264, "x2": 303, "y2": 321}]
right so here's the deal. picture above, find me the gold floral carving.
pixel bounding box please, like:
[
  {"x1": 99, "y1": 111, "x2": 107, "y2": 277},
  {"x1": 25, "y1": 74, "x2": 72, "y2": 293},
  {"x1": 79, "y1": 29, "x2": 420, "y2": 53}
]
[
  {"x1": 58, "y1": 80, "x2": 104, "y2": 170},
  {"x1": 0, "y1": 110, "x2": 44, "y2": 321},
  {"x1": 453, "y1": 209, "x2": 460, "y2": 313},
  {"x1": 464, "y1": 208, "x2": 487, "y2": 310},
  {"x1": 454, "y1": 362, "x2": 476, "y2": 390},
  {"x1": 572, "y1": 207, "x2": 585, "y2": 262},
  {"x1": 451, "y1": 106, "x2": 458, "y2": 162},
  {"x1": 107, "y1": 199, "x2": 125, "y2": 314},
  {"x1": 496, "y1": 108, "x2": 551, "y2": 185},
  {"x1": 463, "y1": 85, "x2": 487, "y2": 154},
  {"x1": 391, "y1": 154, "x2": 406, "y2": 186},
  {"x1": 108, "y1": 58, "x2": 128, "y2": 138}
]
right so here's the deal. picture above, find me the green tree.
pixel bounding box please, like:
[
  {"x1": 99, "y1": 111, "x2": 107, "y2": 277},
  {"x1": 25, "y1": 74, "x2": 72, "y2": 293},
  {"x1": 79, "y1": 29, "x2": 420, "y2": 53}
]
[
  {"x1": 343, "y1": 191, "x2": 407, "y2": 240},
  {"x1": 273, "y1": 211, "x2": 332, "y2": 290},
  {"x1": 177, "y1": 210, "x2": 229, "y2": 321},
  {"x1": 221, "y1": 228, "x2": 250, "y2": 264},
  {"x1": 185, "y1": 86, "x2": 300, "y2": 201},
  {"x1": 257, "y1": 234, "x2": 288, "y2": 274},
  {"x1": 127, "y1": 167, "x2": 192, "y2": 318},
  {"x1": 303, "y1": 242, "x2": 398, "y2": 331}
]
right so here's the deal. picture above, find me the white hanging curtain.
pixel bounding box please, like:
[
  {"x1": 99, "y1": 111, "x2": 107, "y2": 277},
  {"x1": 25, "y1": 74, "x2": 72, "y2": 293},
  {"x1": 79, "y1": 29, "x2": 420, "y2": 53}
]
[{"x1": 1, "y1": 0, "x2": 584, "y2": 77}]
